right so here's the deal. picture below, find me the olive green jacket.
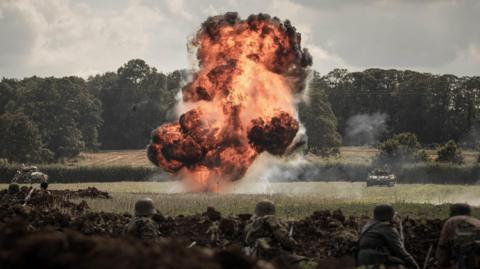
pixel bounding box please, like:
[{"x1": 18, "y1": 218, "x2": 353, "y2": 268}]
[{"x1": 356, "y1": 220, "x2": 419, "y2": 269}]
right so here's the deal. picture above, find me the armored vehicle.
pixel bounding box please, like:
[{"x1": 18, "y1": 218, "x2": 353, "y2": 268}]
[
  {"x1": 12, "y1": 165, "x2": 48, "y2": 184},
  {"x1": 366, "y1": 168, "x2": 396, "y2": 187}
]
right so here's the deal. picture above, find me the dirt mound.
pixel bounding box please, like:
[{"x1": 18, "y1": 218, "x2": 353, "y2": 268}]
[
  {"x1": 1, "y1": 186, "x2": 109, "y2": 208},
  {"x1": 402, "y1": 217, "x2": 443, "y2": 268},
  {"x1": 294, "y1": 210, "x2": 441, "y2": 267},
  {"x1": 51, "y1": 187, "x2": 111, "y2": 199},
  {"x1": 0, "y1": 187, "x2": 90, "y2": 216},
  {"x1": 0, "y1": 221, "x2": 269, "y2": 269},
  {"x1": 294, "y1": 210, "x2": 360, "y2": 259},
  {"x1": 0, "y1": 189, "x2": 443, "y2": 268}
]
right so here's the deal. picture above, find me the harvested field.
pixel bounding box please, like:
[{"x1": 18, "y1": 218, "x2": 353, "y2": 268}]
[
  {"x1": 66, "y1": 147, "x2": 480, "y2": 167},
  {"x1": 67, "y1": 150, "x2": 153, "y2": 167}
]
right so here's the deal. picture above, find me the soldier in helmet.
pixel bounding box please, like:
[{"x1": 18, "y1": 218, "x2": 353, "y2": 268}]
[
  {"x1": 356, "y1": 204, "x2": 419, "y2": 269},
  {"x1": 1, "y1": 183, "x2": 20, "y2": 203},
  {"x1": 124, "y1": 197, "x2": 162, "y2": 240},
  {"x1": 244, "y1": 200, "x2": 298, "y2": 262},
  {"x1": 40, "y1": 181, "x2": 49, "y2": 191},
  {"x1": 436, "y1": 203, "x2": 480, "y2": 269},
  {"x1": 8, "y1": 183, "x2": 20, "y2": 195}
]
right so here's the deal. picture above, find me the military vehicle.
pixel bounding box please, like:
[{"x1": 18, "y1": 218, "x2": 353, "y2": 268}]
[
  {"x1": 12, "y1": 164, "x2": 48, "y2": 184},
  {"x1": 366, "y1": 168, "x2": 396, "y2": 187}
]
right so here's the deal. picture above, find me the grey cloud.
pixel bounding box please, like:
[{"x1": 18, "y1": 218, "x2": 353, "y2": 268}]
[
  {"x1": 0, "y1": 0, "x2": 479, "y2": 78},
  {"x1": 0, "y1": 4, "x2": 36, "y2": 76},
  {"x1": 289, "y1": 0, "x2": 480, "y2": 71}
]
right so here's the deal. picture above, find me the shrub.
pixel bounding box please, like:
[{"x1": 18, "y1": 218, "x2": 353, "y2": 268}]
[
  {"x1": 0, "y1": 112, "x2": 48, "y2": 163},
  {"x1": 376, "y1": 133, "x2": 426, "y2": 164},
  {"x1": 0, "y1": 158, "x2": 9, "y2": 169},
  {"x1": 269, "y1": 160, "x2": 480, "y2": 184},
  {"x1": 416, "y1": 150, "x2": 430, "y2": 163},
  {"x1": 436, "y1": 140, "x2": 464, "y2": 164},
  {"x1": 0, "y1": 163, "x2": 162, "y2": 183},
  {"x1": 1, "y1": 161, "x2": 478, "y2": 185}
]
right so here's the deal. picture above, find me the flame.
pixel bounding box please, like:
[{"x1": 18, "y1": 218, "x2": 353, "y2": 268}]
[{"x1": 148, "y1": 13, "x2": 312, "y2": 192}]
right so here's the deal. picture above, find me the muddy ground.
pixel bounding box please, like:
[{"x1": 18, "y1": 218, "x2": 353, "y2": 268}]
[{"x1": 0, "y1": 187, "x2": 443, "y2": 268}]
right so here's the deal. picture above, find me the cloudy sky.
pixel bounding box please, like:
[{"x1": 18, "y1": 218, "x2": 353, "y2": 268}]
[{"x1": 1, "y1": 0, "x2": 479, "y2": 78}]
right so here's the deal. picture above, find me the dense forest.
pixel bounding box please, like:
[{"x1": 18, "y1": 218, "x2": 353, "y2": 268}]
[
  {"x1": 0, "y1": 59, "x2": 186, "y2": 162},
  {"x1": 323, "y1": 68, "x2": 480, "y2": 147},
  {"x1": 0, "y1": 59, "x2": 479, "y2": 163}
]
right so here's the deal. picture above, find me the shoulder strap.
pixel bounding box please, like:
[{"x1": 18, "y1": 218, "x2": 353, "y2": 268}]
[
  {"x1": 359, "y1": 221, "x2": 381, "y2": 241},
  {"x1": 355, "y1": 221, "x2": 382, "y2": 264}
]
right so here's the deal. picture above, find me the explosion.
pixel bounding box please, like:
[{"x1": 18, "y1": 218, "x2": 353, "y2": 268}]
[{"x1": 148, "y1": 12, "x2": 312, "y2": 191}]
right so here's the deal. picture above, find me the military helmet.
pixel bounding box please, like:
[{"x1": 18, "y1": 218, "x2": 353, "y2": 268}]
[
  {"x1": 450, "y1": 203, "x2": 471, "y2": 217},
  {"x1": 8, "y1": 183, "x2": 20, "y2": 195},
  {"x1": 374, "y1": 204, "x2": 395, "y2": 221},
  {"x1": 40, "y1": 181, "x2": 49, "y2": 190},
  {"x1": 134, "y1": 197, "x2": 157, "y2": 217},
  {"x1": 255, "y1": 200, "x2": 276, "y2": 216}
]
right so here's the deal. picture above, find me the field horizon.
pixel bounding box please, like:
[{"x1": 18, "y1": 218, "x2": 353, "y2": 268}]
[{"x1": 65, "y1": 146, "x2": 480, "y2": 167}]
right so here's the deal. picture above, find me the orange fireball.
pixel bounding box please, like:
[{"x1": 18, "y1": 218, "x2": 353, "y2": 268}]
[{"x1": 148, "y1": 12, "x2": 312, "y2": 192}]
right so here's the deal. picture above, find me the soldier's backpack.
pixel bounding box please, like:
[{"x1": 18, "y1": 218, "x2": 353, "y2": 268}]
[
  {"x1": 244, "y1": 216, "x2": 286, "y2": 259},
  {"x1": 452, "y1": 219, "x2": 480, "y2": 269}
]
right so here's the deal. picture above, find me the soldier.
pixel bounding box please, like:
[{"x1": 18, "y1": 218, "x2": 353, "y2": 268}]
[
  {"x1": 356, "y1": 204, "x2": 419, "y2": 269},
  {"x1": 40, "y1": 181, "x2": 49, "y2": 191},
  {"x1": 436, "y1": 203, "x2": 480, "y2": 269},
  {"x1": 8, "y1": 183, "x2": 20, "y2": 195},
  {"x1": 124, "y1": 197, "x2": 161, "y2": 240},
  {"x1": 244, "y1": 200, "x2": 298, "y2": 262},
  {"x1": 1, "y1": 183, "x2": 20, "y2": 203}
]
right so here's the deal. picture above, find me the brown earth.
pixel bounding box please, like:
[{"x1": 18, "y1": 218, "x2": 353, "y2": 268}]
[{"x1": 0, "y1": 188, "x2": 443, "y2": 268}]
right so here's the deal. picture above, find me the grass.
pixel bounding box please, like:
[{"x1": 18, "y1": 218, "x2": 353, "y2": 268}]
[
  {"x1": 0, "y1": 164, "x2": 162, "y2": 183},
  {"x1": 2, "y1": 147, "x2": 478, "y2": 184},
  {"x1": 3, "y1": 181, "x2": 480, "y2": 219},
  {"x1": 77, "y1": 193, "x2": 463, "y2": 220}
]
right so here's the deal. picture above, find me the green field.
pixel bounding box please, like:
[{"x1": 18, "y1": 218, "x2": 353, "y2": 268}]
[{"x1": 4, "y1": 181, "x2": 480, "y2": 219}]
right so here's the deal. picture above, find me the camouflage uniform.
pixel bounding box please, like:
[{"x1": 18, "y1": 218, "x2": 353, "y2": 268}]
[
  {"x1": 244, "y1": 214, "x2": 297, "y2": 261},
  {"x1": 436, "y1": 215, "x2": 480, "y2": 269},
  {"x1": 206, "y1": 221, "x2": 221, "y2": 242},
  {"x1": 356, "y1": 220, "x2": 419, "y2": 269},
  {"x1": 124, "y1": 216, "x2": 161, "y2": 240},
  {"x1": 124, "y1": 197, "x2": 161, "y2": 240}
]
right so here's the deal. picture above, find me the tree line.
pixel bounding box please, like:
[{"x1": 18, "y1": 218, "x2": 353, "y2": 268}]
[
  {"x1": 322, "y1": 68, "x2": 480, "y2": 148},
  {"x1": 0, "y1": 60, "x2": 479, "y2": 163},
  {"x1": 0, "y1": 59, "x2": 184, "y2": 163}
]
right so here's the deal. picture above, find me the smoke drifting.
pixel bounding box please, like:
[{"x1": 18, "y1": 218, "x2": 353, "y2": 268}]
[
  {"x1": 344, "y1": 113, "x2": 388, "y2": 146},
  {"x1": 147, "y1": 12, "x2": 312, "y2": 191}
]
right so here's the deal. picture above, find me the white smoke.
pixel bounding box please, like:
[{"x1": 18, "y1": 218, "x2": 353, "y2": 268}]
[
  {"x1": 169, "y1": 70, "x2": 193, "y2": 120},
  {"x1": 344, "y1": 112, "x2": 388, "y2": 146},
  {"x1": 227, "y1": 153, "x2": 309, "y2": 194}
]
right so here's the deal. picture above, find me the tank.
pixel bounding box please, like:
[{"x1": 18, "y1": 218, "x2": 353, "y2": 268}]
[
  {"x1": 12, "y1": 165, "x2": 48, "y2": 184},
  {"x1": 366, "y1": 168, "x2": 396, "y2": 187}
]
